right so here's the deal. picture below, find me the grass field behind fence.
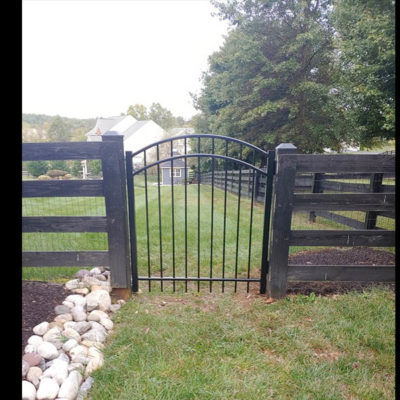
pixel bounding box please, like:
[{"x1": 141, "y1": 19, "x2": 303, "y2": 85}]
[{"x1": 22, "y1": 180, "x2": 395, "y2": 284}]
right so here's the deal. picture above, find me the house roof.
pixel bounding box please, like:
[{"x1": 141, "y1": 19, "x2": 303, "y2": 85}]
[
  {"x1": 123, "y1": 120, "x2": 153, "y2": 140},
  {"x1": 86, "y1": 116, "x2": 130, "y2": 137},
  {"x1": 86, "y1": 116, "x2": 165, "y2": 143}
]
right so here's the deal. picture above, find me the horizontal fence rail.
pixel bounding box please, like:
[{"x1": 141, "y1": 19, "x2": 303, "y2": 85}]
[
  {"x1": 309, "y1": 169, "x2": 396, "y2": 229},
  {"x1": 292, "y1": 154, "x2": 395, "y2": 173},
  {"x1": 22, "y1": 142, "x2": 105, "y2": 161},
  {"x1": 22, "y1": 251, "x2": 110, "y2": 267},
  {"x1": 287, "y1": 265, "x2": 395, "y2": 282},
  {"x1": 22, "y1": 216, "x2": 108, "y2": 232},
  {"x1": 289, "y1": 230, "x2": 395, "y2": 247},
  {"x1": 22, "y1": 136, "x2": 131, "y2": 289},
  {"x1": 22, "y1": 180, "x2": 104, "y2": 197},
  {"x1": 292, "y1": 193, "x2": 395, "y2": 211}
]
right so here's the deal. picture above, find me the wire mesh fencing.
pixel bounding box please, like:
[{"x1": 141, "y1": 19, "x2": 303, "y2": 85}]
[{"x1": 22, "y1": 159, "x2": 108, "y2": 254}]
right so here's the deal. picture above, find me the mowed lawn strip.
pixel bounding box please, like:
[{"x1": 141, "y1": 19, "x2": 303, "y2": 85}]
[{"x1": 88, "y1": 286, "x2": 395, "y2": 400}]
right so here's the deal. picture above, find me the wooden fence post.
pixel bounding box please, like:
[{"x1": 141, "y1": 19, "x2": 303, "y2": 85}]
[
  {"x1": 364, "y1": 173, "x2": 384, "y2": 229},
  {"x1": 309, "y1": 173, "x2": 324, "y2": 222},
  {"x1": 101, "y1": 132, "x2": 132, "y2": 300},
  {"x1": 267, "y1": 143, "x2": 297, "y2": 299}
]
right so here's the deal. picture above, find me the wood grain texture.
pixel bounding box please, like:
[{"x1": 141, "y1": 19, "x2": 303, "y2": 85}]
[
  {"x1": 289, "y1": 230, "x2": 395, "y2": 247},
  {"x1": 287, "y1": 265, "x2": 395, "y2": 282}
]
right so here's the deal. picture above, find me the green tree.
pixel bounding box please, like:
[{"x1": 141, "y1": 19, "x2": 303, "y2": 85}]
[
  {"x1": 88, "y1": 160, "x2": 102, "y2": 177},
  {"x1": 148, "y1": 103, "x2": 176, "y2": 130},
  {"x1": 175, "y1": 116, "x2": 186, "y2": 126},
  {"x1": 47, "y1": 115, "x2": 70, "y2": 142},
  {"x1": 71, "y1": 160, "x2": 82, "y2": 177},
  {"x1": 70, "y1": 127, "x2": 87, "y2": 142},
  {"x1": 330, "y1": 0, "x2": 395, "y2": 148},
  {"x1": 124, "y1": 103, "x2": 186, "y2": 130},
  {"x1": 189, "y1": 113, "x2": 212, "y2": 133},
  {"x1": 194, "y1": 0, "x2": 359, "y2": 153},
  {"x1": 127, "y1": 104, "x2": 149, "y2": 120},
  {"x1": 48, "y1": 160, "x2": 70, "y2": 172},
  {"x1": 26, "y1": 161, "x2": 48, "y2": 177}
]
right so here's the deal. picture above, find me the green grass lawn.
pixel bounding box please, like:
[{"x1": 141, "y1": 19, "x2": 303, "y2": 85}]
[{"x1": 88, "y1": 286, "x2": 395, "y2": 400}]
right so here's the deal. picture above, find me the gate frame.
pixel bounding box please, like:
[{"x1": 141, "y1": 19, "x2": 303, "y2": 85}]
[{"x1": 125, "y1": 134, "x2": 276, "y2": 294}]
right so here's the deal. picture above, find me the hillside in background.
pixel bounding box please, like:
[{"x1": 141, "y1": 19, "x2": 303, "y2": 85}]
[{"x1": 22, "y1": 114, "x2": 96, "y2": 142}]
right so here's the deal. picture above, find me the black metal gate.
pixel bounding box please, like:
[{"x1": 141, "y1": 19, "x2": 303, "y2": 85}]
[{"x1": 125, "y1": 134, "x2": 275, "y2": 293}]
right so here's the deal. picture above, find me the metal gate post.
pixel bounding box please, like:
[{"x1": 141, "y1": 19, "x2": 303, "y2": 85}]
[
  {"x1": 266, "y1": 143, "x2": 297, "y2": 299},
  {"x1": 125, "y1": 151, "x2": 139, "y2": 293},
  {"x1": 260, "y1": 150, "x2": 276, "y2": 294}
]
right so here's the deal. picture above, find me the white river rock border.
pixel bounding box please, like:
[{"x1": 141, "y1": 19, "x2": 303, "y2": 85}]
[{"x1": 22, "y1": 267, "x2": 126, "y2": 400}]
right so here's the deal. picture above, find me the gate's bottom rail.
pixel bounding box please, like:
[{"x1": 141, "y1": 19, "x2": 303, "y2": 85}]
[{"x1": 138, "y1": 276, "x2": 260, "y2": 283}]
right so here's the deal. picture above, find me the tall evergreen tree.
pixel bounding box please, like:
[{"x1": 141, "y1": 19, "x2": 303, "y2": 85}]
[
  {"x1": 330, "y1": 0, "x2": 395, "y2": 148},
  {"x1": 194, "y1": 0, "x2": 375, "y2": 153},
  {"x1": 47, "y1": 115, "x2": 70, "y2": 142}
]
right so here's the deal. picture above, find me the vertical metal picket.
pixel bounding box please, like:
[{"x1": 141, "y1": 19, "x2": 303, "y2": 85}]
[{"x1": 125, "y1": 151, "x2": 138, "y2": 292}]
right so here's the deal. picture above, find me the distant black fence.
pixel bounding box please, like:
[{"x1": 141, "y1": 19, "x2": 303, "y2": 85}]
[
  {"x1": 22, "y1": 134, "x2": 131, "y2": 289},
  {"x1": 200, "y1": 169, "x2": 266, "y2": 203},
  {"x1": 200, "y1": 169, "x2": 315, "y2": 201}
]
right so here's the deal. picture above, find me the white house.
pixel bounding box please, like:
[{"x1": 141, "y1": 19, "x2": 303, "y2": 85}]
[{"x1": 86, "y1": 115, "x2": 166, "y2": 163}]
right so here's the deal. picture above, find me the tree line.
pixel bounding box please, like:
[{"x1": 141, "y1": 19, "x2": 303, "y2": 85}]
[
  {"x1": 122, "y1": 102, "x2": 187, "y2": 131},
  {"x1": 23, "y1": 101, "x2": 188, "y2": 144},
  {"x1": 22, "y1": 103, "x2": 188, "y2": 177},
  {"x1": 190, "y1": 0, "x2": 395, "y2": 154}
]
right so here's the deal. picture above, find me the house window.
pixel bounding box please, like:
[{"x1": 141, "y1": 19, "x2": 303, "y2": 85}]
[{"x1": 170, "y1": 168, "x2": 181, "y2": 177}]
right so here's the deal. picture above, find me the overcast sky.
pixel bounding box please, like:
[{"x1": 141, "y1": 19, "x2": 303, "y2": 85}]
[{"x1": 22, "y1": 0, "x2": 230, "y2": 120}]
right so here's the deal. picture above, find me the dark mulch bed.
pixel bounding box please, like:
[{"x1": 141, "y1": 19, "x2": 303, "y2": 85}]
[
  {"x1": 22, "y1": 281, "x2": 72, "y2": 353},
  {"x1": 287, "y1": 247, "x2": 395, "y2": 296},
  {"x1": 22, "y1": 248, "x2": 395, "y2": 352}
]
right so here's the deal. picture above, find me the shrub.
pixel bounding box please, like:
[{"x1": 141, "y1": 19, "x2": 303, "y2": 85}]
[{"x1": 26, "y1": 161, "x2": 48, "y2": 177}]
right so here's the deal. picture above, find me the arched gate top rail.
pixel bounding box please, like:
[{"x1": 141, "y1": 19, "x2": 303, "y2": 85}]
[
  {"x1": 130, "y1": 153, "x2": 269, "y2": 176},
  {"x1": 129, "y1": 133, "x2": 270, "y2": 159}
]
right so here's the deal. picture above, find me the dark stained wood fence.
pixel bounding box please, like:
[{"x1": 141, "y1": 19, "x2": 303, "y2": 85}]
[
  {"x1": 22, "y1": 134, "x2": 131, "y2": 289},
  {"x1": 201, "y1": 169, "x2": 266, "y2": 203},
  {"x1": 307, "y1": 172, "x2": 395, "y2": 229},
  {"x1": 22, "y1": 136, "x2": 396, "y2": 298},
  {"x1": 267, "y1": 145, "x2": 396, "y2": 298}
]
